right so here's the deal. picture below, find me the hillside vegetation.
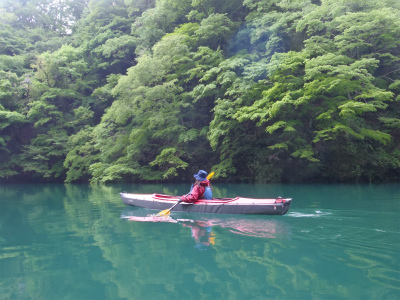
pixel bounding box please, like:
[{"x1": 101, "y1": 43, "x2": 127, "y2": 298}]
[{"x1": 1, "y1": 0, "x2": 399, "y2": 183}]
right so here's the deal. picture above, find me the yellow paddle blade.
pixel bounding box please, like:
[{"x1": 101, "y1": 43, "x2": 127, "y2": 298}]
[
  {"x1": 209, "y1": 236, "x2": 215, "y2": 245},
  {"x1": 207, "y1": 172, "x2": 215, "y2": 180},
  {"x1": 156, "y1": 209, "x2": 171, "y2": 216},
  {"x1": 209, "y1": 232, "x2": 215, "y2": 245}
]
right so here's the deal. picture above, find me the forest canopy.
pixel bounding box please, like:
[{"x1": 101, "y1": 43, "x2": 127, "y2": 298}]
[{"x1": 0, "y1": 0, "x2": 399, "y2": 183}]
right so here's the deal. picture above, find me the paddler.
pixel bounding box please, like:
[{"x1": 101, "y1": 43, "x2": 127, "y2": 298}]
[{"x1": 179, "y1": 170, "x2": 212, "y2": 203}]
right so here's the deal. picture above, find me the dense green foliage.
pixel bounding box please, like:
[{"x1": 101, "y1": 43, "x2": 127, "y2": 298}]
[{"x1": 0, "y1": 0, "x2": 399, "y2": 183}]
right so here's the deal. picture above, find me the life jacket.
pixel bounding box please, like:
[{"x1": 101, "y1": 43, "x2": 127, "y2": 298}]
[{"x1": 202, "y1": 186, "x2": 212, "y2": 200}]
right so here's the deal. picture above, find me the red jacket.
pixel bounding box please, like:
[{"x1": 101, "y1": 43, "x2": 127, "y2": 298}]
[{"x1": 181, "y1": 180, "x2": 210, "y2": 203}]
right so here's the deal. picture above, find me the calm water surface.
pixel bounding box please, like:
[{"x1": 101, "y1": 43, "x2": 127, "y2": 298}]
[{"x1": 0, "y1": 183, "x2": 399, "y2": 300}]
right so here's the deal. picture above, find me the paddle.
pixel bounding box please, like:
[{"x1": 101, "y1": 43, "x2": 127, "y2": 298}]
[{"x1": 156, "y1": 172, "x2": 215, "y2": 216}]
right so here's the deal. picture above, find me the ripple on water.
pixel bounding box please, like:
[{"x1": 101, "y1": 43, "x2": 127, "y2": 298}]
[
  {"x1": 288, "y1": 211, "x2": 332, "y2": 218},
  {"x1": 286, "y1": 209, "x2": 399, "y2": 253}
]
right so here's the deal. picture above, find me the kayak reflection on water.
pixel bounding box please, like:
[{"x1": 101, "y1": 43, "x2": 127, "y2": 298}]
[{"x1": 121, "y1": 208, "x2": 291, "y2": 250}]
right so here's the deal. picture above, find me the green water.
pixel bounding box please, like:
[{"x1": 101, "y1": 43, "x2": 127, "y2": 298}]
[{"x1": 0, "y1": 183, "x2": 399, "y2": 300}]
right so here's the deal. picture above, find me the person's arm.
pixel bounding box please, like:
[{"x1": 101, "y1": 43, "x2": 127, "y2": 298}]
[{"x1": 181, "y1": 184, "x2": 204, "y2": 203}]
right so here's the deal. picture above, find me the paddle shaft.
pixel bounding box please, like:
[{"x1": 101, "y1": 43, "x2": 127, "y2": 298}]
[
  {"x1": 167, "y1": 200, "x2": 181, "y2": 213},
  {"x1": 156, "y1": 199, "x2": 182, "y2": 216}
]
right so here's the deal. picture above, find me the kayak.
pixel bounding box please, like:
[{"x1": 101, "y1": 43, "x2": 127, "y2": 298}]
[{"x1": 119, "y1": 192, "x2": 292, "y2": 215}]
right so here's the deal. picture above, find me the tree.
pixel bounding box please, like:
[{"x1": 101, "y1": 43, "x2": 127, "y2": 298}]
[
  {"x1": 19, "y1": 45, "x2": 93, "y2": 180},
  {"x1": 72, "y1": 0, "x2": 138, "y2": 77},
  {"x1": 235, "y1": 1, "x2": 400, "y2": 182},
  {"x1": 1, "y1": 0, "x2": 399, "y2": 183}
]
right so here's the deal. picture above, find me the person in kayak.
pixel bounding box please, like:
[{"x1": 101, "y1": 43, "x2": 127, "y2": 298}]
[{"x1": 179, "y1": 170, "x2": 212, "y2": 203}]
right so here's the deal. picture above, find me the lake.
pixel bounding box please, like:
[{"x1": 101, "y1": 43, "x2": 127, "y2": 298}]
[{"x1": 0, "y1": 183, "x2": 399, "y2": 300}]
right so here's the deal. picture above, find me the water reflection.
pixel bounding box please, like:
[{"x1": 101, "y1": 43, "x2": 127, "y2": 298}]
[
  {"x1": 120, "y1": 207, "x2": 291, "y2": 250},
  {"x1": 1, "y1": 183, "x2": 398, "y2": 300}
]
